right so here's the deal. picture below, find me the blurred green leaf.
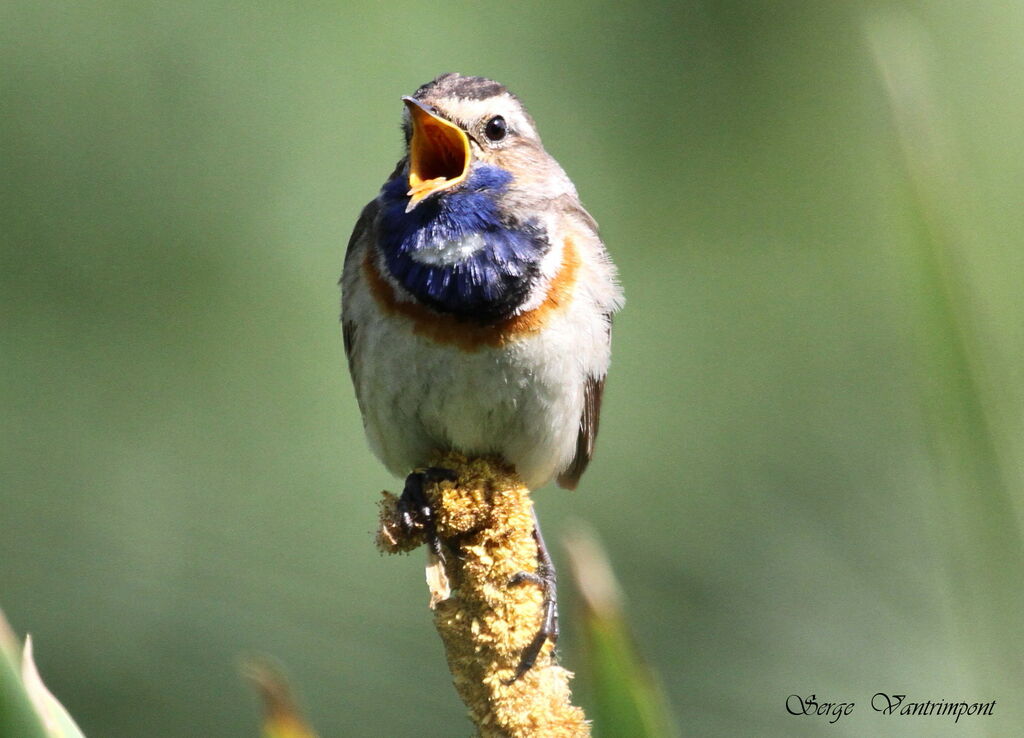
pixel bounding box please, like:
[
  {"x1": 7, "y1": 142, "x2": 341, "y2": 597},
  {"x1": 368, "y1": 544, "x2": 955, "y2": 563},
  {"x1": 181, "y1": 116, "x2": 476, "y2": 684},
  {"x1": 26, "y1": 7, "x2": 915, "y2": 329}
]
[
  {"x1": 565, "y1": 527, "x2": 680, "y2": 738},
  {"x1": 0, "y1": 610, "x2": 79, "y2": 738},
  {"x1": 867, "y1": 9, "x2": 1024, "y2": 696},
  {"x1": 20, "y1": 637, "x2": 86, "y2": 738},
  {"x1": 0, "y1": 640, "x2": 49, "y2": 738}
]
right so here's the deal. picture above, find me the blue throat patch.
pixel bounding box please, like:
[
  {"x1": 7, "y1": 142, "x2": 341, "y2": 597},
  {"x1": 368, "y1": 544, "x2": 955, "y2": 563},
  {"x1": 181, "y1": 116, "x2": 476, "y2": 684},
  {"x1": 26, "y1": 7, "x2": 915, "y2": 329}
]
[{"x1": 378, "y1": 166, "x2": 548, "y2": 320}]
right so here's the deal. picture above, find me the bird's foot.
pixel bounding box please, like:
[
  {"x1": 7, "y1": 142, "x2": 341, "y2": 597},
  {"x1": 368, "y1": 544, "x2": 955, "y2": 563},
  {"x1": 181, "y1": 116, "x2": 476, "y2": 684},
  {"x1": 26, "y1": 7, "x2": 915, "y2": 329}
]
[
  {"x1": 397, "y1": 467, "x2": 458, "y2": 558},
  {"x1": 504, "y1": 510, "x2": 559, "y2": 683}
]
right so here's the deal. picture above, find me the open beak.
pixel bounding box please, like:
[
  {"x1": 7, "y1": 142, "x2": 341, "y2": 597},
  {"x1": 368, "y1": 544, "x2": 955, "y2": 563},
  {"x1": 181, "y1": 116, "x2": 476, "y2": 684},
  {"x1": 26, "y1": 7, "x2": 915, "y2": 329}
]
[{"x1": 402, "y1": 96, "x2": 471, "y2": 212}]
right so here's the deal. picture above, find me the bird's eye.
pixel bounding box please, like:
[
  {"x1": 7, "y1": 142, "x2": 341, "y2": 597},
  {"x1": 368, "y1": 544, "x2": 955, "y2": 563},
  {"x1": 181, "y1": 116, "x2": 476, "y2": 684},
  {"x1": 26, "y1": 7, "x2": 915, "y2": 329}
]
[{"x1": 484, "y1": 116, "x2": 507, "y2": 142}]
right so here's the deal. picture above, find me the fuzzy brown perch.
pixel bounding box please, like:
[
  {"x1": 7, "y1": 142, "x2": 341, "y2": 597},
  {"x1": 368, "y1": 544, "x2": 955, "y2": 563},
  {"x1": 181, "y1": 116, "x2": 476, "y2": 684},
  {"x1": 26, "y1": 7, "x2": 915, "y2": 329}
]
[{"x1": 376, "y1": 452, "x2": 589, "y2": 737}]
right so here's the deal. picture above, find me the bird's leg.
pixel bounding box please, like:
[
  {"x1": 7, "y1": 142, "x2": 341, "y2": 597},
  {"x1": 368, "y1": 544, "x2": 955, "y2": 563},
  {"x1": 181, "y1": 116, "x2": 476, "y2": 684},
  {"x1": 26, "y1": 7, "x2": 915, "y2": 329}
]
[
  {"x1": 397, "y1": 467, "x2": 457, "y2": 559},
  {"x1": 505, "y1": 508, "x2": 559, "y2": 683}
]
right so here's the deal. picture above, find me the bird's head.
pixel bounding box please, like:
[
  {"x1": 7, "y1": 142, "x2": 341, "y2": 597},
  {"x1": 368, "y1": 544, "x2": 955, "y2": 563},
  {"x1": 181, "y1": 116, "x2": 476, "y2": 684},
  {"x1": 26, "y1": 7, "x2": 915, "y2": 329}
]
[{"x1": 398, "y1": 73, "x2": 573, "y2": 214}]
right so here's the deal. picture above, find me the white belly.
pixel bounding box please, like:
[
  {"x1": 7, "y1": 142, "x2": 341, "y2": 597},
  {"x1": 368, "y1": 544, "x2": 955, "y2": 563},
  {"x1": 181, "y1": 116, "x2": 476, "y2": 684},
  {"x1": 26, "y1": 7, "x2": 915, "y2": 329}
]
[{"x1": 350, "y1": 310, "x2": 593, "y2": 490}]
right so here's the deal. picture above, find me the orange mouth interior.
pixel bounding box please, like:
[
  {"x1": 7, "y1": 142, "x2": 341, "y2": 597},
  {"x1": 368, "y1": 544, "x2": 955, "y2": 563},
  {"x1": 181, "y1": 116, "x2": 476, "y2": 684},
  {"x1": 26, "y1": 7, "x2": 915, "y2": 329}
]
[{"x1": 404, "y1": 97, "x2": 470, "y2": 211}]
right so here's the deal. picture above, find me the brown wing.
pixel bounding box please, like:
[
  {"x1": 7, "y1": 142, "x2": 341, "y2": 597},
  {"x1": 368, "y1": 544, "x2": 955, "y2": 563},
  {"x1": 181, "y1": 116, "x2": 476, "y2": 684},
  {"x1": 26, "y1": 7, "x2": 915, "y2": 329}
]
[
  {"x1": 554, "y1": 198, "x2": 614, "y2": 490},
  {"x1": 557, "y1": 373, "x2": 606, "y2": 490},
  {"x1": 342, "y1": 320, "x2": 357, "y2": 373},
  {"x1": 340, "y1": 199, "x2": 379, "y2": 386}
]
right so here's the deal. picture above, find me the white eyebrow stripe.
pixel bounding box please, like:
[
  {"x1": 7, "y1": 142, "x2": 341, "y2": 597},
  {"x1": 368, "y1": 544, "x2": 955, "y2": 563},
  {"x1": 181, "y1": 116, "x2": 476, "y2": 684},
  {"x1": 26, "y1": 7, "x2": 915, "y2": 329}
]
[{"x1": 440, "y1": 95, "x2": 538, "y2": 139}]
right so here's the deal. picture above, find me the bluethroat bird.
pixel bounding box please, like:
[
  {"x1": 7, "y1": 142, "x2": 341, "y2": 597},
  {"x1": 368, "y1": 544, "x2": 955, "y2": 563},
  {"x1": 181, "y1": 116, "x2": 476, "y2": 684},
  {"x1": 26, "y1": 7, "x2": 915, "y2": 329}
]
[{"x1": 340, "y1": 73, "x2": 623, "y2": 678}]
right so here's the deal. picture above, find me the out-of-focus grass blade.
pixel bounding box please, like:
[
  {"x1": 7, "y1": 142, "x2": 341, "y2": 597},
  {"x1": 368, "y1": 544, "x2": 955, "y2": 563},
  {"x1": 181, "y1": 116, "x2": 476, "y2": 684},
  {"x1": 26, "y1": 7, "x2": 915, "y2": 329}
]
[
  {"x1": 20, "y1": 637, "x2": 86, "y2": 738},
  {"x1": 0, "y1": 609, "x2": 74, "y2": 738},
  {"x1": 242, "y1": 657, "x2": 319, "y2": 738},
  {"x1": 0, "y1": 636, "x2": 49, "y2": 738},
  {"x1": 866, "y1": 9, "x2": 1024, "y2": 696},
  {"x1": 564, "y1": 526, "x2": 680, "y2": 738}
]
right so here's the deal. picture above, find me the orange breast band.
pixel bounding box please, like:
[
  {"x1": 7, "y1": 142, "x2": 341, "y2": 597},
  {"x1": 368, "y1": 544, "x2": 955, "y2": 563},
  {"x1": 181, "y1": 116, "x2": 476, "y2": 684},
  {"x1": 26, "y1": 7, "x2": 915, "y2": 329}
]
[{"x1": 364, "y1": 237, "x2": 580, "y2": 352}]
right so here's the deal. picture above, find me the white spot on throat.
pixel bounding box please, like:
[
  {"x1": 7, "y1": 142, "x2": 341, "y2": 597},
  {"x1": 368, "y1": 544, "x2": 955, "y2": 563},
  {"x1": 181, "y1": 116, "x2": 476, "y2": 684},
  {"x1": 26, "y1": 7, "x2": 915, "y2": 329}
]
[{"x1": 411, "y1": 232, "x2": 487, "y2": 266}]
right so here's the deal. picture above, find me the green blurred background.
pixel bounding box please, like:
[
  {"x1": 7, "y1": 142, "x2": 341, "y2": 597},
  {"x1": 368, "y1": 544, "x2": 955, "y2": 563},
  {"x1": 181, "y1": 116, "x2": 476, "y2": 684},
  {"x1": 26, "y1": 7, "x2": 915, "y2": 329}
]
[{"x1": 2, "y1": 1, "x2": 1023, "y2": 735}]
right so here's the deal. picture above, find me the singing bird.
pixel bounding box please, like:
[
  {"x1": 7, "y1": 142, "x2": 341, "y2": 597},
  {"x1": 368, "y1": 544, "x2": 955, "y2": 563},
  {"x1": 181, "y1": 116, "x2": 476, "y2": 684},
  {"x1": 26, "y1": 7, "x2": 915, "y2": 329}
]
[{"x1": 340, "y1": 73, "x2": 623, "y2": 677}]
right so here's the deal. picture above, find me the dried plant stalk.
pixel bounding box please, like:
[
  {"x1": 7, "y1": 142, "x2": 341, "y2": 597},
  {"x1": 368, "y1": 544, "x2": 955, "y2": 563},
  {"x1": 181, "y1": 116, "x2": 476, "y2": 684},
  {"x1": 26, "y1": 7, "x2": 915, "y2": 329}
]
[{"x1": 377, "y1": 452, "x2": 589, "y2": 737}]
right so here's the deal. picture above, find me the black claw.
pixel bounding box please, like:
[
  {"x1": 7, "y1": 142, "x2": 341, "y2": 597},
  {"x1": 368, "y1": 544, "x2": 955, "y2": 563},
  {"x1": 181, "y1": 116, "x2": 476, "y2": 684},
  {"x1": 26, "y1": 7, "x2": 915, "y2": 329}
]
[
  {"x1": 397, "y1": 467, "x2": 456, "y2": 558},
  {"x1": 504, "y1": 509, "x2": 559, "y2": 684},
  {"x1": 508, "y1": 571, "x2": 544, "y2": 587}
]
